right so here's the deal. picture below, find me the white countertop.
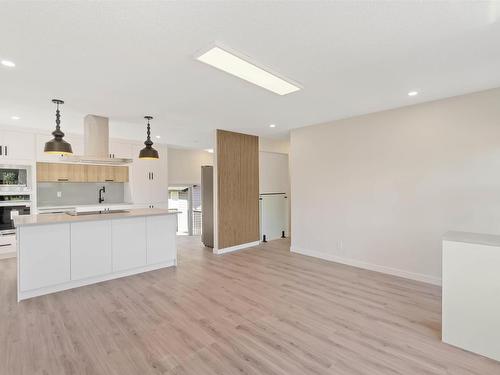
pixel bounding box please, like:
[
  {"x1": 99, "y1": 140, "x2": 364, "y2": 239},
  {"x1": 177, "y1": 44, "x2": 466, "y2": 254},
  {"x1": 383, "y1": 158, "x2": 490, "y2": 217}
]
[
  {"x1": 443, "y1": 231, "x2": 500, "y2": 247},
  {"x1": 14, "y1": 208, "x2": 177, "y2": 227}
]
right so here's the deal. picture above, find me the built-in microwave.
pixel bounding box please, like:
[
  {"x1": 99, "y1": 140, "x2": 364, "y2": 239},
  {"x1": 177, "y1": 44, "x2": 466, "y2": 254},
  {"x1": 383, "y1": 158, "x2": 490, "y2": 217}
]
[{"x1": 0, "y1": 165, "x2": 31, "y2": 193}]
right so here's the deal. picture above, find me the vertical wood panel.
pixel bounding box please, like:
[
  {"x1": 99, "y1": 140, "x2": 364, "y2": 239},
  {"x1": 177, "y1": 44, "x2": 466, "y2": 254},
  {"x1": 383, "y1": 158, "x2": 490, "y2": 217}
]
[{"x1": 217, "y1": 130, "x2": 259, "y2": 249}]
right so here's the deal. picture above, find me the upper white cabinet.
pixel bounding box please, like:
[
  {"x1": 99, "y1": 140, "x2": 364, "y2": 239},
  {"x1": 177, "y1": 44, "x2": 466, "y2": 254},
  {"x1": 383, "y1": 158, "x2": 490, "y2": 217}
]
[
  {"x1": 129, "y1": 144, "x2": 168, "y2": 206},
  {"x1": 0, "y1": 129, "x2": 35, "y2": 160},
  {"x1": 109, "y1": 140, "x2": 132, "y2": 159}
]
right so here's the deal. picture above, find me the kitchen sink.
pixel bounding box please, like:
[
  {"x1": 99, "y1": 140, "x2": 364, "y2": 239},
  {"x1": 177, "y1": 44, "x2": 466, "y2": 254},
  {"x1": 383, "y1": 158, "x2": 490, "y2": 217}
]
[{"x1": 66, "y1": 209, "x2": 130, "y2": 216}]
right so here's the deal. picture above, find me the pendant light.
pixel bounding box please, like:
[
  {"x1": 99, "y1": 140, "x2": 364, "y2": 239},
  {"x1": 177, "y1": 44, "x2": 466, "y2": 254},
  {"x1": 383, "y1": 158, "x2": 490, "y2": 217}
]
[
  {"x1": 44, "y1": 99, "x2": 73, "y2": 155},
  {"x1": 139, "y1": 116, "x2": 159, "y2": 159}
]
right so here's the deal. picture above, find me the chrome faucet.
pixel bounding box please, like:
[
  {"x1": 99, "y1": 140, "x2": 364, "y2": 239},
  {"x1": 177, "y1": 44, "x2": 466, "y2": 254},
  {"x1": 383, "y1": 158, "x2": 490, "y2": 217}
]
[{"x1": 98, "y1": 186, "x2": 106, "y2": 203}]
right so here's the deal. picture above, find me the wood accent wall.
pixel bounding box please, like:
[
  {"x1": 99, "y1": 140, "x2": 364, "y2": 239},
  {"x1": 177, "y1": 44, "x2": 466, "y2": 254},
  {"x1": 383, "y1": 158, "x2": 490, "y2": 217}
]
[{"x1": 216, "y1": 130, "x2": 259, "y2": 249}]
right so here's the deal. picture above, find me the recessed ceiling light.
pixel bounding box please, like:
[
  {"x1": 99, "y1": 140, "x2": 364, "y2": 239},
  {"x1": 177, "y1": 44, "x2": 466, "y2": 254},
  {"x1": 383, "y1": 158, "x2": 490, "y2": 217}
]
[
  {"x1": 1, "y1": 60, "x2": 16, "y2": 68},
  {"x1": 205, "y1": 149, "x2": 214, "y2": 153},
  {"x1": 269, "y1": 124, "x2": 276, "y2": 128},
  {"x1": 408, "y1": 91, "x2": 418, "y2": 97},
  {"x1": 11, "y1": 116, "x2": 20, "y2": 120},
  {"x1": 196, "y1": 46, "x2": 301, "y2": 95},
  {"x1": 155, "y1": 135, "x2": 161, "y2": 139}
]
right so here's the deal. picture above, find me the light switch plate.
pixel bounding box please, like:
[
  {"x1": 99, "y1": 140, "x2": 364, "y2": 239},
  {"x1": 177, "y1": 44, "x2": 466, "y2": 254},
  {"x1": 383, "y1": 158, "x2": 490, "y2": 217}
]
[{"x1": 57, "y1": 191, "x2": 62, "y2": 198}]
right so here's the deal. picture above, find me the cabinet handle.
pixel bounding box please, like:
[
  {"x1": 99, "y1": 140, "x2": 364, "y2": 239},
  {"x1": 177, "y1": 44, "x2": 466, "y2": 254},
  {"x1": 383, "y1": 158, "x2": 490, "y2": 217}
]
[
  {"x1": 0, "y1": 145, "x2": 2, "y2": 156},
  {"x1": 151, "y1": 172, "x2": 154, "y2": 180},
  {"x1": 4, "y1": 146, "x2": 7, "y2": 156},
  {"x1": 105, "y1": 179, "x2": 114, "y2": 182},
  {"x1": 57, "y1": 178, "x2": 69, "y2": 182}
]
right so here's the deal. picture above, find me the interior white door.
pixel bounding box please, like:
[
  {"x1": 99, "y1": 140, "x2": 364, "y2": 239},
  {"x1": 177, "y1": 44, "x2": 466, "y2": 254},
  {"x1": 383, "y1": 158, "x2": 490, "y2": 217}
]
[
  {"x1": 19, "y1": 224, "x2": 71, "y2": 291},
  {"x1": 71, "y1": 220, "x2": 112, "y2": 279},
  {"x1": 146, "y1": 215, "x2": 176, "y2": 264},
  {"x1": 112, "y1": 217, "x2": 147, "y2": 271}
]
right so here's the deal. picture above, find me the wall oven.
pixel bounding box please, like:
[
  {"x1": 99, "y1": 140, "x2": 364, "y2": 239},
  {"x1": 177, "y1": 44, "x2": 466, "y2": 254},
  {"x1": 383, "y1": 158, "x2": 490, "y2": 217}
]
[{"x1": 0, "y1": 195, "x2": 31, "y2": 235}]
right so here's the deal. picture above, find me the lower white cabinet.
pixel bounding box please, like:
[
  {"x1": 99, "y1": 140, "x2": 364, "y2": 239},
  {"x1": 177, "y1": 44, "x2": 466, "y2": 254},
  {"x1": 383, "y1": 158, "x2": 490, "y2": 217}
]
[
  {"x1": 0, "y1": 233, "x2": 16, "y2": 257},
  {"x1": 71, "y1": 221, "x2": 112, "y2": 279},
  {"x1": 17, "y1": 213, "x2": 177, "y2": 300},
  {"x1": 147, "y1": 215, "x2": 176, "y2": 264},
  {"x1": 19, "y1": 224, "x2": 71, "y2": 291},
  {"x1": 112, "y1": 217, "x2": 147, "y2": 271}
]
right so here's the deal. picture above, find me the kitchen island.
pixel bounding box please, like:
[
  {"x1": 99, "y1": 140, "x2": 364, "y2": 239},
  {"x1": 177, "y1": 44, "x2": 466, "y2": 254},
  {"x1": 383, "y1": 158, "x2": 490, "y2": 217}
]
[
  {"x1": 14, "y1": 208, "x2": 178, "y2": 301},
  {"x1": 442, "y1": 231, "x2": 500, "y2": 362}
]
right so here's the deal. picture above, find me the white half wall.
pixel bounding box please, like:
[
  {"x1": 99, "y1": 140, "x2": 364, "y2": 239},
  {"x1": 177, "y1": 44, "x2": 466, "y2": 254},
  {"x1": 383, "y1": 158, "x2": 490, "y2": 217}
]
[
  {"x1": 168, "y1": 148, "x2": 213, "y2": 185},
  {"x1": 290, "y1": 87, "x2": 500, "y2": 284}
]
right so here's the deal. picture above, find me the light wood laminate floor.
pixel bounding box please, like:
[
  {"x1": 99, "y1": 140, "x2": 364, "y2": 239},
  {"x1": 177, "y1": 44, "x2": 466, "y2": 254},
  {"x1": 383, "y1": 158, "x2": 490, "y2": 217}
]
[{"x1": 1, "y1": 237, "x2": 499, "y2": 374}]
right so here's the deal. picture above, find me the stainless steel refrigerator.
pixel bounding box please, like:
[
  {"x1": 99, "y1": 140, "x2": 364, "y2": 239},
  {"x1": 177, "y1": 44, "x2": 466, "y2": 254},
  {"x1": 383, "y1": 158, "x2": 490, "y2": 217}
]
[{"x1": 201, "y1": 165, "x2": 214, "y2": 248}]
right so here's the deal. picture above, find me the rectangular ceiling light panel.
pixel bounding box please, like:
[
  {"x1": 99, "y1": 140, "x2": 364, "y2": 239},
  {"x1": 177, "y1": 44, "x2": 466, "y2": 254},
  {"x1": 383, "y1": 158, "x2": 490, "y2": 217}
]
[{"x1": 196, "y1": 46, "x2": 301, "y2": 96}]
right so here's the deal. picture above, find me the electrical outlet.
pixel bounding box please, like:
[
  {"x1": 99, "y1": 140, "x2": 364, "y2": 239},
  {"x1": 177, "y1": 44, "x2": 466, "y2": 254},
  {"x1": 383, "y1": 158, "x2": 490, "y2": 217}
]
[{"x1": 57, "y1": 191, "x2": 62, "y2": 198}]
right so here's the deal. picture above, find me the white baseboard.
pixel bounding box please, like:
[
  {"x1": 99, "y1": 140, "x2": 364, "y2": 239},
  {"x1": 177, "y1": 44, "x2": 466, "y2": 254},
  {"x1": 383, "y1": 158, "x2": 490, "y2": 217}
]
[
  {"x1": 214, "y1": 241, "x2": 260, "y2": 255},
  {"x1": 290, "y1": 246, "x2": 441, "y2": 286},
  {"x1": 18, "y1": 259, "x2": 176, "y2": 301}
]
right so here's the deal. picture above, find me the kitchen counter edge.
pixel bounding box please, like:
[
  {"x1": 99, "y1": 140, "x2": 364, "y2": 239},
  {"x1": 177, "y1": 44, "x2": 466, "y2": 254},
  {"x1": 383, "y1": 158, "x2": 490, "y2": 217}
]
[
  {"x1": 443, "y1": 231, "x2": 500, "y2": 247},
  {"x1": 14, "y1": 208, "x2": 178, "y2": 227}
]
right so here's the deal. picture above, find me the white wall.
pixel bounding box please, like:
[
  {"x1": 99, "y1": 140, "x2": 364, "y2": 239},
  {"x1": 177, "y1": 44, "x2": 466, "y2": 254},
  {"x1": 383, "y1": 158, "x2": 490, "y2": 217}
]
[
  {"x1": 259, "y1": 152, "x2": 289, "y2": 194},
  {"x1": 259, "y1": 136, "x2": 290, "y2": 193},
  {"x1": 167, "y1": 148, "x2": 213, "y2": 186},
  {"x1": 290, "y1": 88, "x2": 500, "y2": 285},
  {"x1": 259, "y1": 137, "x2": 290, "y2": 154}
]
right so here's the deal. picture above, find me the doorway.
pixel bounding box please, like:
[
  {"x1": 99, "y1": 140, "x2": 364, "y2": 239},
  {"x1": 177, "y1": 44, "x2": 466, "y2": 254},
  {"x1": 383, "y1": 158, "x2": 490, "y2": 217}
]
[{"x1": 168, "y1": 185, "x2": 201, "y2": 236}]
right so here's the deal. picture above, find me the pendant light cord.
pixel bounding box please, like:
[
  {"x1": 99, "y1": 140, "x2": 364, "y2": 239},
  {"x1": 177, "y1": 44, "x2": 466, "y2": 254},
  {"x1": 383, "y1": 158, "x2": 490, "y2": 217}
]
[
  {"x1": 55, "y1": 102, "x2": 61, "y2": 131},
  {"x1": 144, "y1": 116, "x2": 154, "y2": 146}
]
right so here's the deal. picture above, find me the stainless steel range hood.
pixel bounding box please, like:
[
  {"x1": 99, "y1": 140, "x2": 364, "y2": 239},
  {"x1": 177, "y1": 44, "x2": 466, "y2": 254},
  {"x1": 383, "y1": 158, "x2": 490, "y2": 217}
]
[{"x1": 64, "y1": 115, "x2": 132, "y2": 164}]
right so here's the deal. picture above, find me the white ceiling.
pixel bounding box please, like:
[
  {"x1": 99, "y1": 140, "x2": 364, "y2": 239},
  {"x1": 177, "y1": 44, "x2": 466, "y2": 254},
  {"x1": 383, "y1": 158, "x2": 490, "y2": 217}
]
[{"x1": 1, "y1": 1, "x2": 499, "y2": 149}]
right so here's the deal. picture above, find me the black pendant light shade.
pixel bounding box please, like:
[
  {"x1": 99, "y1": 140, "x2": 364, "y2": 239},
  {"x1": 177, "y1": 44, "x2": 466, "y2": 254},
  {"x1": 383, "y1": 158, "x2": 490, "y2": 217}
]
[
  {"x1": 139, "y1": 116, "x2": 159, "y2": 159},
  {"x1": 44, "y1": 99, "x2": 73, "y2": 155}
]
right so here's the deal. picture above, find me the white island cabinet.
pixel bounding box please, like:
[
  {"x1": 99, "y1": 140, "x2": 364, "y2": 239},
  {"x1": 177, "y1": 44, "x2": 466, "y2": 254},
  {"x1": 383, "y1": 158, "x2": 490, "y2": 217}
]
[
  {"x1": 442, "y1": 231, "x2": 500, "y2": 362},
  {"x1": 14, "y1": 209, "x2": 177, "y2": 301}
]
